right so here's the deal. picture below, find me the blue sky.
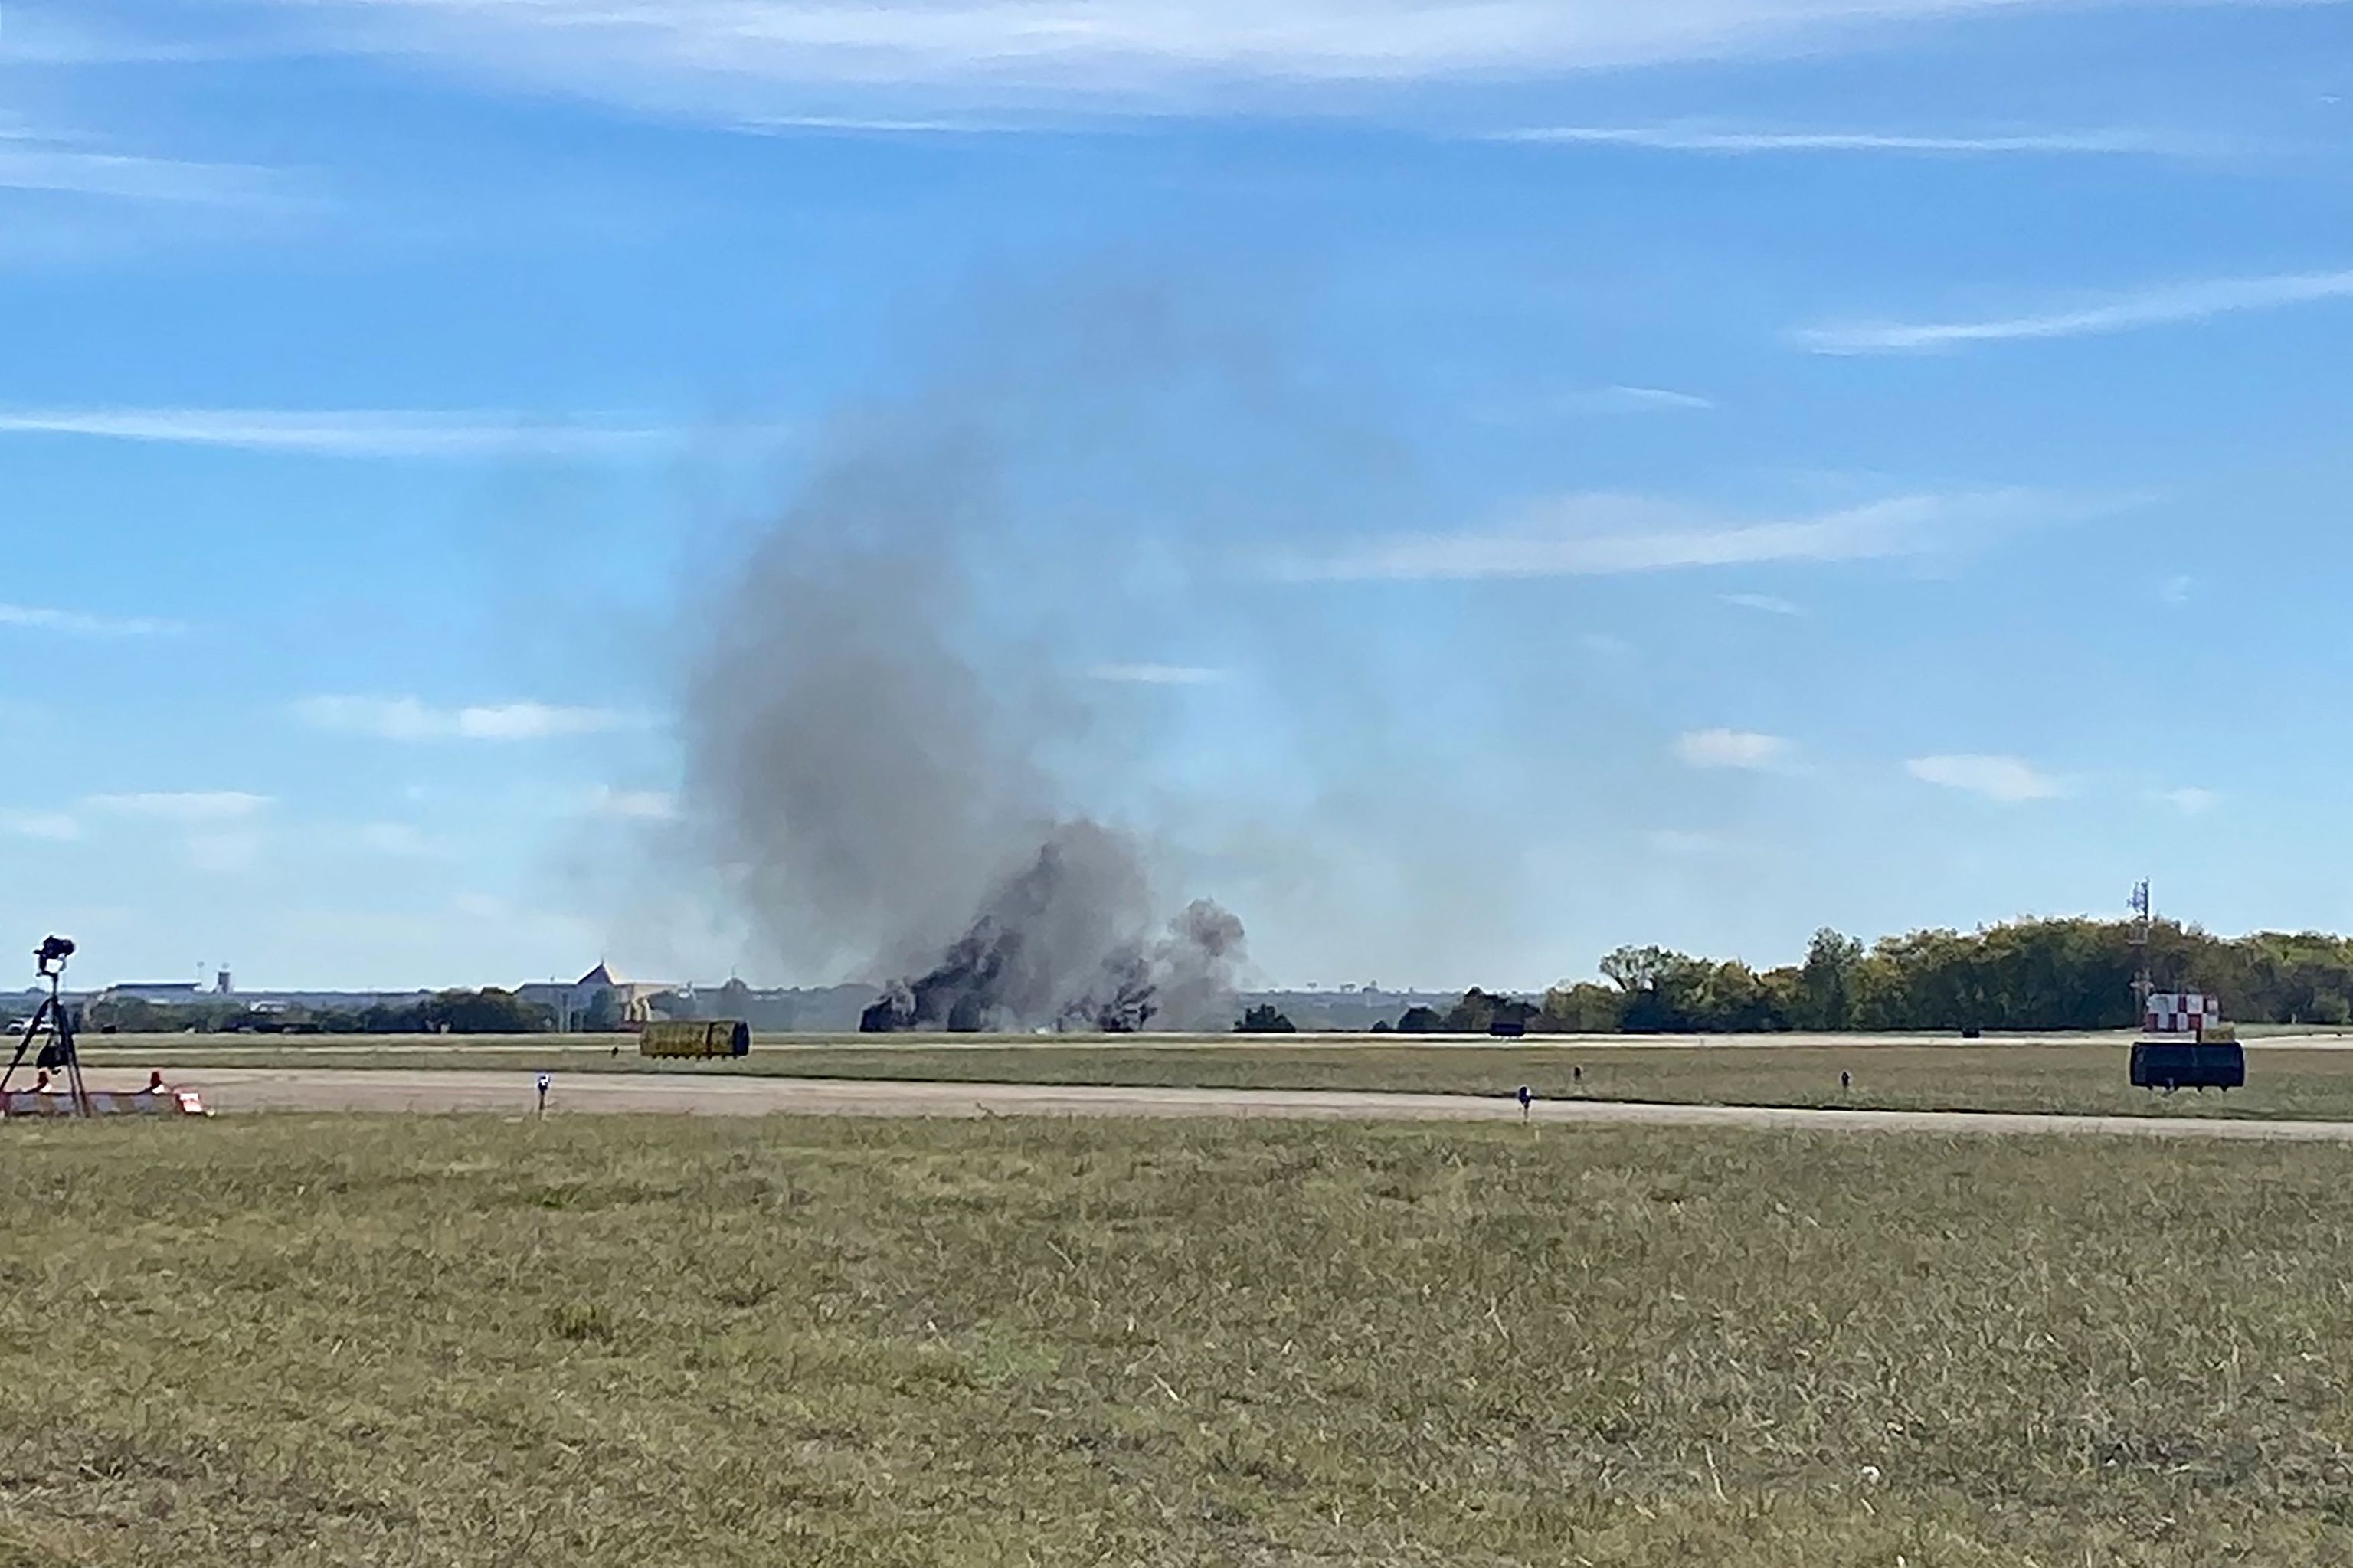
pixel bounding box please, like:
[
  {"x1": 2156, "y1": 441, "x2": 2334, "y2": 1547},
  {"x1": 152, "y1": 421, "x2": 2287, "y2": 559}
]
[{"x1": 3, "y1": 0, "x2": 2350, "y2": 990}]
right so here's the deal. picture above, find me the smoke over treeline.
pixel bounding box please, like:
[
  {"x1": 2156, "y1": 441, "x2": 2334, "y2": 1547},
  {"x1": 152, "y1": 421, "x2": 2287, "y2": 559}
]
[{"x1": 679, "y1": 359, "x2": 1247, "y2": 1032}]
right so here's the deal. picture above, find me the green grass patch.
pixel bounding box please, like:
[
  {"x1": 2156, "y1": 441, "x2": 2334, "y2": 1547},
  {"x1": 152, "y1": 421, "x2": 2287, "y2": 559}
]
[
  {"x1": 0, "y1": 1115, "x2": 2350, "y2": 1563},
  {"x1": 78, "y1": 1034, "x2": 2353, "y2": 1120}
]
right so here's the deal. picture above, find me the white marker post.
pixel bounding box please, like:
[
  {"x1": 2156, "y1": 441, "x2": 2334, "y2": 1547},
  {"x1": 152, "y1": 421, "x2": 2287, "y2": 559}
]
[{"x1": 535, "y1": 1072, "x2": 551, "y2": 1118}]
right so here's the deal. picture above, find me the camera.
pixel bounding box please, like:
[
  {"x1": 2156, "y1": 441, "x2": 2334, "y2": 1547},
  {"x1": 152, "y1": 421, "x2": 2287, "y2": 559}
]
[{"x1": 34, "y1": 935, "x2": 74, "y2": 976}]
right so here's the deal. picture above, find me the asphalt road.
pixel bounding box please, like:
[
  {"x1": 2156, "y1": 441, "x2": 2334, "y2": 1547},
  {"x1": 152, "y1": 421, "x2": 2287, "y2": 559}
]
[{"x1": 116, "y1": 1066, "x2": 2353, "y2": 1141}]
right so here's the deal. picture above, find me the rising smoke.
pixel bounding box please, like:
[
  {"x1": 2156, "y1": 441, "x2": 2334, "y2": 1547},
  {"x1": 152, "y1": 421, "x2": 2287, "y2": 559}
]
[{"x1": 679, "y1": 386, "x2": 1247, "y2": 1033}]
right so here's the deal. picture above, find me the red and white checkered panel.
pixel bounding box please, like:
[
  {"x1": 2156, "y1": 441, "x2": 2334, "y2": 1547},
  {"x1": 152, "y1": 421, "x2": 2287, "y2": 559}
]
[{"x1": 2144, "y1": 992, "x2": 2223, "y2": 1035}]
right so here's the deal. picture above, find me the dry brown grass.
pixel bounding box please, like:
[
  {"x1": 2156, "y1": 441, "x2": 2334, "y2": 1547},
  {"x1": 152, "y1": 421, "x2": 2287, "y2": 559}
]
[{"x1": 0, "y1": 1115, "x2": 2349, "y2": 1563}]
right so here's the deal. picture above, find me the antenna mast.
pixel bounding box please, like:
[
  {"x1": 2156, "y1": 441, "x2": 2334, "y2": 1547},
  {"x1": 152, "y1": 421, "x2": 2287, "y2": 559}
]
[{"x1": 2129, "y1": 879, "x2": 2154, "y2": 1024}]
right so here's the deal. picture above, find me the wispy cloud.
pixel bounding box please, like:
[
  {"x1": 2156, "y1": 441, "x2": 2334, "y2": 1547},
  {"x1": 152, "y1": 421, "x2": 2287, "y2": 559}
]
[
  {"x1": 1494, "y1": 124, "x2": 2202, "y2": 156},
  {"x1": 584, "y1": 786, "x2": 682, "y2": 822},
  {"x1": 88, "y1": 791, "x2": 275, "y2": 823},
  {"x1": 1554, "y1": 385, "x2": 1715, "y2": 414},
  {"x1": 247, "y1": 1, "x2": 2242, "y2": 114},
  {"x1": 1088, "y1": 663, "x2": 1228, "y2": 686},
  {"x1": 1271, "y1": 489, "x2": 2070, "y2": 583},
  {"x1": 0, "y1": 11, "x2": 249, "y2": 64},
  {"x1": 0, "y1": 408, "x2": 705, "y2": 458},
  {"x1": 1721, "y1": 592, "x2": 1803, "y2": 617},
  {"x1": 1906, "y1": 754, "x2": 2064, "y2": 802},
  {"x1": 741, "y1": 113, "x2": 1050, "y2": 136},
  {"x1": 2158, "y1": 574, "x2": 2195, "y2": 605},
  {"x1": 0, "y1": 140, "x2": 288, "y2": 205},
  {"x1": 296, "y1": 696, "x2": 643, "y2": 741},
  {"x1": 2159, "y1": 786, "x2": 2219, "y2": 815},
  {"x1": 1674, "y1": 728, "x2": 1791, "y2": 771},
  {"x1": 0, "y1": 603, "x2": 183, "y2": 637},
  {"x1": 0, "y1": 810, "x2": 81, "y2": 842},
  {"x1": 1802, "y1": 269, "x2": 2353, "y2": 355}
]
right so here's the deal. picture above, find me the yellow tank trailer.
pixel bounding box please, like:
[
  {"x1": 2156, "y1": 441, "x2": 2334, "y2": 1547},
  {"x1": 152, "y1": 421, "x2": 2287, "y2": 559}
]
[{"x1": 639, "y1": 1020, "x2": 752, "y2": 1060}]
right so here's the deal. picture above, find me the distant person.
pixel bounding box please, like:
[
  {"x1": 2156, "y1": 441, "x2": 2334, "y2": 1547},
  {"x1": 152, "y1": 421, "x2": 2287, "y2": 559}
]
[
  {"x1": 146, "y1": 1070, "x2": 166, "y2": 1094},
  {"x1": 1840, "y1": 1070, "x2": 1851, "y2": 1092}
]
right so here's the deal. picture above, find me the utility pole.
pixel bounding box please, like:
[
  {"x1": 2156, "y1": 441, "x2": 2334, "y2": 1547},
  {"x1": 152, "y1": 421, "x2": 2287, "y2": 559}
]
[{"x1": 2129, "y1": 879, "x2": 2155, "y2": 1026}]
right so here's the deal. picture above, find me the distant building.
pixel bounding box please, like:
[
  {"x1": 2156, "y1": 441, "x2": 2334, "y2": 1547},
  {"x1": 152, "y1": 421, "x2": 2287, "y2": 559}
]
[
  {"x1": 102, "y1": 982, "x2": 205, "y2": 1004},
  {"x1": 515, "y1": 964, "x2": 680, "y2": 1031}
]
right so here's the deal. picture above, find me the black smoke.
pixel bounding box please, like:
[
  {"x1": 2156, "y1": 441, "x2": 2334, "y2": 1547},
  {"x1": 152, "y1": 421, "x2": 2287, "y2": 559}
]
[
  {"x1": 859, "y1": 823, "x2": 1245, "y2": 1033},
  {"x1": 680, "y1": 352, "x2": 1247, "y2": 1033}
]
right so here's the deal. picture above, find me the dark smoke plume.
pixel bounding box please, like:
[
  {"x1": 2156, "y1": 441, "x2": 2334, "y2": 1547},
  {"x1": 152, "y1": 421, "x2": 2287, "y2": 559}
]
[
  {"x1": 859, "y1": 822, "x2": 1246, "y2": 1032},
  {"x1": 681, "y1": 396, "x2": 1246, "y2": 1033}
]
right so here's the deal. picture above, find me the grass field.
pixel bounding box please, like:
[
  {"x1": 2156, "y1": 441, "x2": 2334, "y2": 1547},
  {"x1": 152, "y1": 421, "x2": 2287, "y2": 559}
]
[
  {"x1": 1, "y1": 1116, "x2": 2350, "y2": 1563},
  {"x1": 74, "y1": 1033, "x2": 2353, "y2": 1121}
]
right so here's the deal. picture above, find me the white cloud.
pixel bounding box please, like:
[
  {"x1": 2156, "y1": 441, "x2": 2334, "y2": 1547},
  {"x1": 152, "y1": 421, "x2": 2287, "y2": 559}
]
[
  {"x1": 0, "y1": 408, "x2": 695, "y2": 459},
  {"x1": 1801, "y1": 269, "x2": 2353, "y2": 355},
  {"x1": 1087, "y1": 663, "x2": 1227, "y2": 685},
  {"x1": 1494, "y1": 125, "x2": 2200, "y2": 156},
  {"x1": 296, "y1": 696, "x2": 642, "y2": 741},
  {"x1": 0, "y1": 810, "x2": 80, "y2": 842},
  {"x1": 1674, "y1": 728, "x2": 1790, "y2": 770},
  {"x1": 1905, "y1": 754, "x2": 2064, "y2": 802},
  {"x1": 0, "y1": 12, "x2": 245, "y2": 64},
  {"x1": 2158, "y1": 574, "x2": 2194, "y2": 605},
  {"x1": 1553, "y1": 385, "x2": 1715, "y2": 414},
  {"x1": 0, "y1": 603, "x2": 184, "y2": 637},
  {"x1": 88, "y1": 791, "x2": 274, "y2": 823},
  {"x1": 2160, "y1": 786, "x2": 2218, "y2": 815},
  {"x1": 243, "y1": 0, "x2": 2260, "y2": 113},
  {"x1": 1721, "y1": 592, "x2": 1803, "y2": 616},
  {"x1": 0, "y1": 140, "x2": 286, "y2": 205},
  {"x1": 584, "y1": 786, "x2": 682, "y2": 822},
  {"x1": 1271, "y1": 489, "x2": 2067, "y2": 583},
  {"x1": 741, "y1": 113, "x2": 1045, "y2": 135}
]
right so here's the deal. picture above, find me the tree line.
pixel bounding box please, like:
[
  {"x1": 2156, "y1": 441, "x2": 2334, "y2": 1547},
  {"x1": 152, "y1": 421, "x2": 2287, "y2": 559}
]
[
  {"x1": 72, "y1": 916, "x2": 2353, "y2": 1038},
  {"x1": 83, "y1": 989, "x2": 558, "y2": 1036},
  {"x1": 1373, "y1": 919, "x2": 2353, "y2": 1036}
]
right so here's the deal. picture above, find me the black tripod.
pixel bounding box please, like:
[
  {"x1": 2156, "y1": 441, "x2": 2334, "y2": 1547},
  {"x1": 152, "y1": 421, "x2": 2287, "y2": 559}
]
[{"x1": 2, "y1": 938, "x2": 87, "y2": 1115}]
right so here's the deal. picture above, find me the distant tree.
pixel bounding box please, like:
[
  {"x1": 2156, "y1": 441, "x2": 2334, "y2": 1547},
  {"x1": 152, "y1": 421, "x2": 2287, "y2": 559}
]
[
  {"x1": 1234, "y1": 1004, "x2": 1296, "y2": 1034},
  {"x1": 1489, "y1": 997, "x2": 1540, "y2": 1036},
  {"x1": 578, "y1": 988, "x2": 624, "y2": 1033},
  {"x1": 83, "y1": 995, "x2": 166, "y2": 1033},
  {"x1": 1601, "y1": 946, "x2": 1713, "y2": 1033},
  {"x1": 1538, "y1": 982, "x2": 1624, "y2": 1033},
  {"x1": 1599, "y1": 946, "x2": 1678, "y2": 994},
  {"x1": 358, "y1": 997, "x2": 430, "y2": 1033},
  {"x1": 1395, "y1": 1005, "x2": 1446, "y2": 1034},
  {"x1": 1440, "y1": 988, "x2": 1501, "y2": 1033},
  {"x1": 426, "y1": 988, "x2": 555, "y2": 1035},
  {"x1": 1797, "y1": 928, "x2": 1864, "y2": 1030}
]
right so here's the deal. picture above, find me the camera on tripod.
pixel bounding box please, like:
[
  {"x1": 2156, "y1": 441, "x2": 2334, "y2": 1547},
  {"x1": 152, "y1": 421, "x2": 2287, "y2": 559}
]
[{"x1": 34, "y1": 936, "x2": 74, "y2": 978}]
